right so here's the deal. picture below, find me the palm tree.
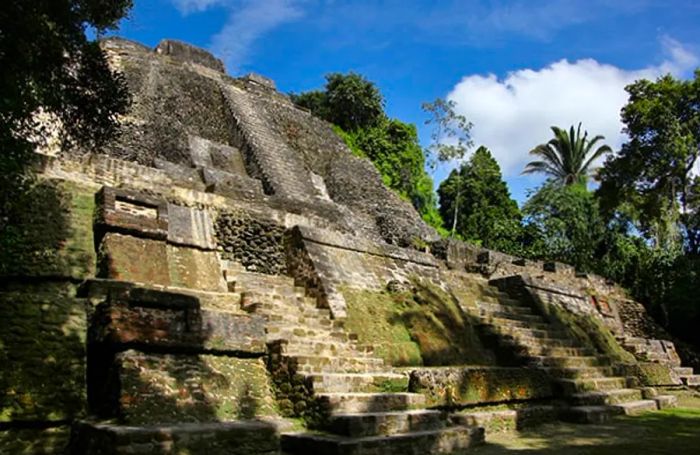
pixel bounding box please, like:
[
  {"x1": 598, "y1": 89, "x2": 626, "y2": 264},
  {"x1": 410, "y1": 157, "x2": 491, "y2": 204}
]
[{"x1": 523, "y1": 123, "x2": 612, "y2": 185}]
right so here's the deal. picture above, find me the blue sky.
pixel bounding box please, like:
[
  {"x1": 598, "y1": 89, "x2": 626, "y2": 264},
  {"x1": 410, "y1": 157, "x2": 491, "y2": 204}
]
[{"x1": 113, "y1": 0, "x2": 700, "y2": 204}]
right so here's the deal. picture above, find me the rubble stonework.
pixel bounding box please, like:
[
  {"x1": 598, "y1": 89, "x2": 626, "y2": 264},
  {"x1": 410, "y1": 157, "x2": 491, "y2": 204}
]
[{"x1": 1, "y1": 37, "x2": 698, "y2": 455}]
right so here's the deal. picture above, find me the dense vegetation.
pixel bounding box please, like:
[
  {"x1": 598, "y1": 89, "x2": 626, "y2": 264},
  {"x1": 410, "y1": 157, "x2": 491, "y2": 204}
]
[
  {"x1": 290, "y1": 73, "x2": 444, "y2": 230},
  {"x1": 292, "y1": 70, "x2": 700, "y2": 351},
  {"x1": 0, "y1": 0, "x2": 132, "y2": 241}
]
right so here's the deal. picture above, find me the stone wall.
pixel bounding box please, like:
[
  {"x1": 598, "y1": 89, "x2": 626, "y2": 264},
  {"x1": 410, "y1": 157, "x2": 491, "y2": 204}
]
[
  {"x1": 408, "y1": 367, "x2": 553, "y2": 407},
  {"x1": 215, "y1": 211, "x2": 287, "y2": 275},
  {"x1": 286, "y1": 225, "x2": 441, "y2": 318}
]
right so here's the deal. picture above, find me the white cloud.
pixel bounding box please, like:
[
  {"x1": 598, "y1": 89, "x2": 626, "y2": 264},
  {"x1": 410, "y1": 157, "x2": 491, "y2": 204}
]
[
  {"x1": 172, "y1": 0, "x2": 226, "y2": 14},
  {"x1": 211, "y1": 0, "x2": 305, "y2": 70},
  {"x1": 170, "y1": 0, "x2": 306, "y2": 70},
  {"x1": 446, "y1": 37, "x2": 699, "y2": 177}
]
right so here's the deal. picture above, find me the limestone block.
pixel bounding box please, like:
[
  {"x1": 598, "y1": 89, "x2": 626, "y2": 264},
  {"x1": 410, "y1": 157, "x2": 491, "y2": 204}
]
[
  {"x1": 153, "y1": 158, "x2": 205, "y2": 190},
  {"x1": 95, "y1": 187, "x2": 168, "y2": 241},
  {"x1": 70, "y1": 420, "x2": 280, "y2": 455},
  {"x1": 243, "y1": 73, "x2": 276, "y2": 89},
  {"x1": 155, "y1": 39, "x2": 225, "y2": 73},
  {"x1": 105, "y1": 351, "x2": 277, "y2": 424},
  {"x1": 91, "y1": 290, "x2": 265, "y2": 354},
  {"x1": 97, "y1": 232, "x2": 171, "y2": 286},
  {"x1": 188, "y1": 135, "x2": 214, "y2": 168},
  {"x1": 167, "y1": 204, "x2": 216, "y2": 249},
  {"x1": 408, "y1": 367, "x2": 553, "y2": 407},
  {"x1": 201, "y1": 167, "x2": 264, "y2": 199},
  {"x1": 0, "y1": 283, "x2": 87, "y2": 422}
]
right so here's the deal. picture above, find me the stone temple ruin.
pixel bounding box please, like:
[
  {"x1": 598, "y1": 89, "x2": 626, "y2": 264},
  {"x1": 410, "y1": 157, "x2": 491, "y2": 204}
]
[{"x1": 1, "y1": 38, "x2": 699, "y2": 454}]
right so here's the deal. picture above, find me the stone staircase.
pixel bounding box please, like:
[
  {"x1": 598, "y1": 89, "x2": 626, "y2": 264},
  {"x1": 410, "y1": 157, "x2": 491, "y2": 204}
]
[
  {"x1": 222, "y1": 262, "x2": 485, "y2": 454},
  {"x1": 463, "y1": 283, "x2": 677, "y2": 423}
]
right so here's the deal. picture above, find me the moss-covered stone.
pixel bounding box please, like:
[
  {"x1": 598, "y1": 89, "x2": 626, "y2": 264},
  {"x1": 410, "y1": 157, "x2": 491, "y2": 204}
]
[
  {"x1": 0, "y1": 283, "x2": 87, "y2": 422},
  {"x1": 0, "y1": 179, "x2": 96, "y2": 279},
  {"x1": 408, "y1": 367, "x2": 553, "y2": 407},
  {"x1": 342, "y1": 279, "x2": 495, "y2": 367},
  {"x1": 114, "y1": 351, "x2": 277, "y2": 424},
  {"x1": 614, "y1": 362, "x2": 678, "y2": 386},
  {"x1": 97, "y1": 233, "x2": 171, "y2": 285},
  {"x1": 167, "y1": 245, "x2": 226, "y2": 291},
  {"x1": 0, "y1": 426, "x2": 70, "y2": 455}
]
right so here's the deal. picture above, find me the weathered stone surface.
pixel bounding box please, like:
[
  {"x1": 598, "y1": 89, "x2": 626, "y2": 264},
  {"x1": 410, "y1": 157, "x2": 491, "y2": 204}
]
[
  {"x1": 215, "y1": 212, "x2": 287, "y2": 275},
  {"x1": 70, "y1": 420, "x2": 280, "y2": 455},
  {"x1": 0, "y1": 180, "x2": 96, "y2": 279},
  {"x1": 97, "y1": 232, "x2": 171, "y2": 286},
  {"x1": 0, "y1": 426, "x2": 70, "y2": 455},
  {"x1": 613, "y1": 362, "x2": 681, "y2": 386},
  {"x1": 91, "y1": 296, "x2": 265, "y2": 354},
  {"x1": 167, "y1": 203, "x2": 216, "y2": 249},
  {"x1": 0, "y1": 283, "x2": 86, "y2": 422},
  {"x1": 155, "y1": 39, "x2": 225, "y2": 73},
  {"x1": 101, "y1": 350, "x2": 277, "y2": 424},
  {"x1": 409, "y1": 367, "x2": 553, "y2": 407},
  {"x1": 167, "y1": 245, "x2": 226, "y2": 291},
  {"x1": 95, "y1": 187, "x2": 169, "y2": 241}
]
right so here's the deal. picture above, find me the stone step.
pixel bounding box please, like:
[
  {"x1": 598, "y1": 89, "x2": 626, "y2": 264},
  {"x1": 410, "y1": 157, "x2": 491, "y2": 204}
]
[
  {"x1": 478, "y1": 302, "x2": 534, "y2": 315},
  {"x1": 515, "y1": 344, "x2": 596, "y2": 358},
  {"x1": 681, "y1": 375, "x2": 700, "y2": 386},
  {"x1": 281, "y1": 340, "x2": 374, "y2": 358},
  {"x1": 611, "y1": 400, "x2": 658, "y2": 416},
  {"x1": 266, "y1": 326, "x2": 353, "y2": 343},
  {"x1": 317, "y1": 393, "x2": 426, "y2": 414},
  {"x1": 556, "y1": 376, "x2": 628, "y2": 395},
  {"x1": 327, "y1": 410, "x2": 446, "y2": 437},
  {"x1": 305, "y1": 372, "x2": 409, "y2": 394},
  {"x1": 450, "y1": 405, "x2": 558, "y2": 433},
  {"x1": 540, "y1": 366, "x2": 615, "y2": 379},
  {"x1": 70, "y1": 420, "x2": 280, "y2": 455},
  {"x1": 570, "y1": 388, "x2": 643, "y2": 406},
  {"x1": 494, "y1": 325, "x2": 570, "y2": 340},
  {"x1": 281, "y1": 425, "x2": 484, "y2": 455},
  {"x1": 478, "y1": 316, "x2": 552, "y2": 331},
  {"x1": 504, "y1": 334, "x2": 578, "y2": 348},
  {"x1": 288, "y1": 354, "x2": 387, "y2": 374},
  {"x1": 653, "y1": 394, "x2": 678, "y2": 409},
  {"x1": 673, "y1": 367, "x2": 694, "y2": 376},
  {"x1": 559, "y1": 405, "x2": 619, "y2": 424},
  {"x1": 478, "y1": 310, "x2": 545, "y2": 323},
  {"x1": 526, "y1": 355, "x2": 610, "y2": 368}
]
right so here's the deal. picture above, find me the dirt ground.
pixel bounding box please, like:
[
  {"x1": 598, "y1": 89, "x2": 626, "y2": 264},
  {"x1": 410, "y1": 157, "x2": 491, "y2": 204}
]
[{"x1": 471, "y1": 389, "x2": 700, "y2": 455}]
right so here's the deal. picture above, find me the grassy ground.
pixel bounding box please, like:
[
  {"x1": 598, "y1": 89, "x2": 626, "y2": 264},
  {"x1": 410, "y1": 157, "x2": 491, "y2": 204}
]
[{"x1": 473, "y1": 389, "x2": 700, "y2": 455}]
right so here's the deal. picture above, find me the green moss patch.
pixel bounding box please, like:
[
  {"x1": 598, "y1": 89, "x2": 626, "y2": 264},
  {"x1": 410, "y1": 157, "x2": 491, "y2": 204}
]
[
  {"x1": 409, "y1": 366, "x2": 553, "y2": 407},
  {"x1": 0, "y1": 179, "x2": 96, "y2": 279},
  {"x1": 614, "y1": 362, "x2": 677, "y2": 386},
  {"x1": 0, "y1": 426, "x2": 70, "y2": 455},
  {"x1": 342, "y1": 279, "x2": 495, "y2": 367},
  {"x1": 97, "y1": 233, "x2": 171, "y2": 285},
  {"x1": 0, "y1": 283, "x2": 87, "y2": 422},
  {"x1": 116, "y1": 351, "x2": 277, "y2": 424}
]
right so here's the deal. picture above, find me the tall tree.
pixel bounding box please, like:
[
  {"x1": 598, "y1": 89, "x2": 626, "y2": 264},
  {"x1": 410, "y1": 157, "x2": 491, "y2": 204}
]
[
  {"x1": 290, "y1": 72, "x2": 384, "y2": 131},
  {"x1": 422, "y1": 98, "x2": 473, "y2": 236},
  {"x1": 523, "y1": 123, "x2": 612, "y2": 186},
  {"x1": 438, "y1": 146, "x2": 522, "y2": 251},
  {"x1": 522, "y1": 182, "x2": 605, "y2": 271},
  {"x1": 598, "y1": 72, "x2": 700, "y2": 250},
  {"x1": 1, "y1": 0, "x2": 132, "y2": 219},
  {"x1": 291, "y1": 74, "x2": 442, "y2": 228}
]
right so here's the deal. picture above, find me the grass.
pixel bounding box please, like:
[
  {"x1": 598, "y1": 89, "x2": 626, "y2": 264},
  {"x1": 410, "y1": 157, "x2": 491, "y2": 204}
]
[{"x1": 473, "y1": 390, "x2": 700, "y2": 454}]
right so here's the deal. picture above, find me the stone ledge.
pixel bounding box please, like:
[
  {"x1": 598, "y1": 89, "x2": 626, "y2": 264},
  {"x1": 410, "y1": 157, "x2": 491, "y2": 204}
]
[
  {"x1": 155, "y1": 39, "x2": 225, "y2": 73},
  {"x1": 84, "y1": 279, "x2": 265, "y2": 355},
  {"x1": 95, "y1": 187, "x2": 169, "y2": 241},
  {"x1": 296, "y1": 225, "x2": 438, "y2": 268},
  {"x1": 70, "y1": 419, "x2": 280, "y2": 455},
  {"x1": 408, "y1": 367, "x2": 553, "y2": 407}
]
